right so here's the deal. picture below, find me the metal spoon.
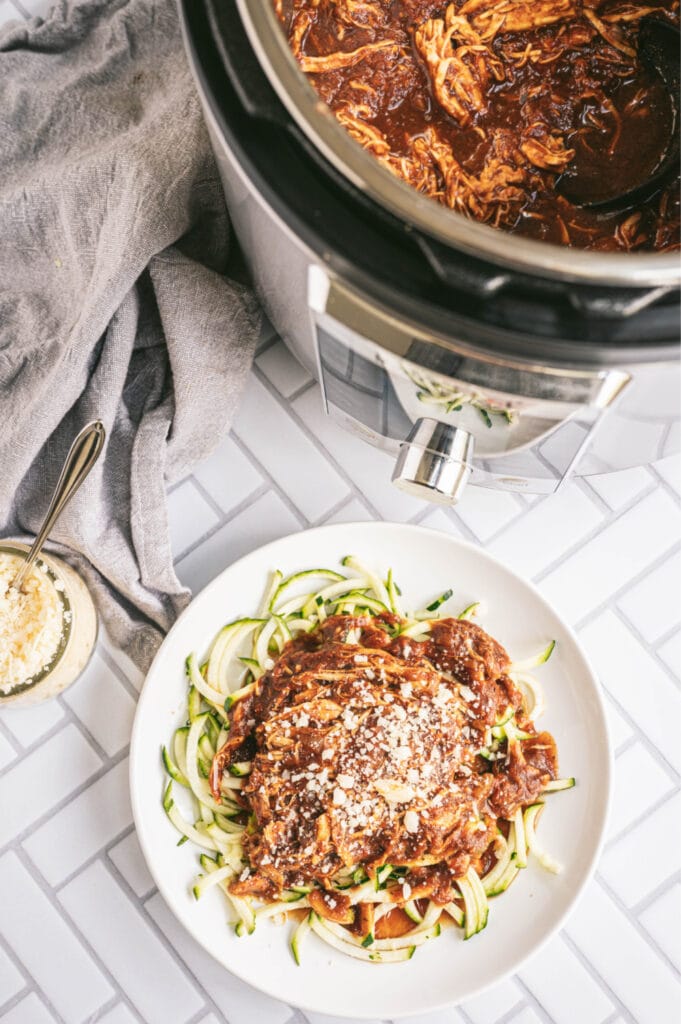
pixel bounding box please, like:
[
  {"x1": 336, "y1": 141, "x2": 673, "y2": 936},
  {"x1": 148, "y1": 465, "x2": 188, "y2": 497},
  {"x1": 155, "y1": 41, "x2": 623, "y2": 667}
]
[
  {"x1": 11, "y1": 420, "x2": 106, "y2": 592},
  {"x1": 557, "y1": 16, "x2": 680, "y2": 212}
]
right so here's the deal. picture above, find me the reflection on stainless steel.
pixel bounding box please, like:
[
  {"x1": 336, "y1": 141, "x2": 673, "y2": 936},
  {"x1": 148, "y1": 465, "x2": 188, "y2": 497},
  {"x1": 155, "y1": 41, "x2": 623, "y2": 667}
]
[
  {"x1": 315, "y1": 269, "x2": 632, "y2": 411},
  {"x1": 392, "y1": 420, "x2": 474, "y2": 505},
  {"x1": 404, "y1": 367, "x2": 515, "y2": 428},
  {"x1": 309, "y1": 268, "x2": 641, "y2": 499}
]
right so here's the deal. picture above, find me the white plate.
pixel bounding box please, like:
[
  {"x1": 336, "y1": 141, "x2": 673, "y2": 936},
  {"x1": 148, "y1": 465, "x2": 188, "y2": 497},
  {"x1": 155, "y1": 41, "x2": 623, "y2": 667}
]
[{"x1": 130, "y1": 522, "x2": 611, "y2": 1020}]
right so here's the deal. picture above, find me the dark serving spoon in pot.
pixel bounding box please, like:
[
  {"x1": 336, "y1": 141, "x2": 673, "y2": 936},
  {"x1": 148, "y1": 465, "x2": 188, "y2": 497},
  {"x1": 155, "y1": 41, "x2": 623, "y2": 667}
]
[{"x1": 557, "y1": 16, "x2": 680, "y2": 213}]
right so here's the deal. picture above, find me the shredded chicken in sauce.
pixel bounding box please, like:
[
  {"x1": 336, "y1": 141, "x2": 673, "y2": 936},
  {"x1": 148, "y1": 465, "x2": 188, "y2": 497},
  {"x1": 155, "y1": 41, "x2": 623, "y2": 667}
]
[
  {"x1": 211, "y1": 614, "x2": 557, "y2": 906},
  {"x1": 274, "y1": 0, "x2": 680, "y2": 250}
]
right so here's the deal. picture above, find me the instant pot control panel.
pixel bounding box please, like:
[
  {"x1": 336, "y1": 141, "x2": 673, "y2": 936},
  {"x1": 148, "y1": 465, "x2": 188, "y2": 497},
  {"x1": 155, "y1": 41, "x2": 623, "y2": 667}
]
[{"x1": 309, "y1": 267, "x2": 677, "y2": 501}]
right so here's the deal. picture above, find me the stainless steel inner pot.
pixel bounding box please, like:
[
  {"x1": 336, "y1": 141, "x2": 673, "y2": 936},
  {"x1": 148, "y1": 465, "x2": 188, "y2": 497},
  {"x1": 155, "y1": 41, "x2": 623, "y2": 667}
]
[{"x1": 236, "y1": 0, "x2": 681, "y2": 291}]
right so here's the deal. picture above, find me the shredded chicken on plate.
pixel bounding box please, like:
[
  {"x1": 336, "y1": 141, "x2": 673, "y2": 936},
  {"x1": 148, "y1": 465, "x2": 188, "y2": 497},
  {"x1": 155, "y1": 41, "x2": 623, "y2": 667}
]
[{"x1": 212, "y1": 614, "x2": 557, "y2": 903}]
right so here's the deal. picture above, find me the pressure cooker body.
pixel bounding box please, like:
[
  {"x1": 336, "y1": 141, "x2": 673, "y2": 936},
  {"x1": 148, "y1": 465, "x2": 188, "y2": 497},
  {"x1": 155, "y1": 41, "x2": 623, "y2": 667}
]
[{"x1": 178, "y1": 0, "x2": 680, "y2": 504}]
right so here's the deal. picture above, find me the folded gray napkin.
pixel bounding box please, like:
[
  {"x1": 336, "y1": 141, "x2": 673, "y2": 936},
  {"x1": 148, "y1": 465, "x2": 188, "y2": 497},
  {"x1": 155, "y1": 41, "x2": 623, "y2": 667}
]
[{"x1": 0, "y1": 0, "x2": 261, "y2": 670}]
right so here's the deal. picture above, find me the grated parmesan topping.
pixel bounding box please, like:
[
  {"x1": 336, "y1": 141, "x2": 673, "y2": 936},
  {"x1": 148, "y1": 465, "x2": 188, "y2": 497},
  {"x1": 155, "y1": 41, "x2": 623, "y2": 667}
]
[
  {"x1": 404, "y1": 810, "x2": 420, "y2": 834},
  {"x1": 0, "y1": 553, "x2": 65, "y2": 693},
  {"x1": 239, "y1": 630, "x2": 494, "y2": 882},
  {"x1": 222, "y1": 610, "x2": 556, "y2": 906}
]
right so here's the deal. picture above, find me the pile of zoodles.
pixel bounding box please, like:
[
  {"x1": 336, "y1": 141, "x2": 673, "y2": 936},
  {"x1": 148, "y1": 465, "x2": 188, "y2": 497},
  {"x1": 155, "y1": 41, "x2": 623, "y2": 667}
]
[{"x1": 161, "y1": 557, "x2": 574, "y2": 963}]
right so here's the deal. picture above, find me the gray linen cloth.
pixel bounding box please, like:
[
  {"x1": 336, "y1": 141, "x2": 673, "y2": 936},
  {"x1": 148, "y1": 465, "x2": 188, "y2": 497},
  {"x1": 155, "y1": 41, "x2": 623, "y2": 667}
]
[{"x1": 0, "y1": 0, "x2": 261, "y2": 669}]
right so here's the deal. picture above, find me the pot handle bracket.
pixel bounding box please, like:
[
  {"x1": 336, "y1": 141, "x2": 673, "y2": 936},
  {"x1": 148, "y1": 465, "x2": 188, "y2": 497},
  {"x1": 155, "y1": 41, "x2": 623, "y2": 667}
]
[{"x1": 308, "y1": 266, "x2": 631, "y2": 503}]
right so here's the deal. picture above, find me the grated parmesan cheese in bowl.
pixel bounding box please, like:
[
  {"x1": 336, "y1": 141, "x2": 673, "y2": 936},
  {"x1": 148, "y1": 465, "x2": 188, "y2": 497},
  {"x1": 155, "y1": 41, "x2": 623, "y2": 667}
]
[
  {"x1": 0, "y1": 543, "x2": 97, "y2": 706},
  {"x1": 0, "y1": 553, "x2": 66, "y2": 691}
]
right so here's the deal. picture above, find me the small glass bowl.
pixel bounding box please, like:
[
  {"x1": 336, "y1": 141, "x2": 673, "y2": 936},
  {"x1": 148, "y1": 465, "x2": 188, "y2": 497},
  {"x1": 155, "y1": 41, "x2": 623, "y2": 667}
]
[{"x1": 0, "y1": 541, "x2": 98, "y2": 706}]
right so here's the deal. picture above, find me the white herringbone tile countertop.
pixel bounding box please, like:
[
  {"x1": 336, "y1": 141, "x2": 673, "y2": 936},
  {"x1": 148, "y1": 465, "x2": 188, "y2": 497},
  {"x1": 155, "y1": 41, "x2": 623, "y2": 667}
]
[{"x1": 1, "y1": 5, "x2": 680, "y2": 1023}]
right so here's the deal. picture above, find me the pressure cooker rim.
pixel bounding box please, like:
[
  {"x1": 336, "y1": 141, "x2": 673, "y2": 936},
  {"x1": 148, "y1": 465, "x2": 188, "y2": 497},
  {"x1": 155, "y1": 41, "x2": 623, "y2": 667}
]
[{"x1": 235, "y1": 0, "x2": 681, "y2": 291}]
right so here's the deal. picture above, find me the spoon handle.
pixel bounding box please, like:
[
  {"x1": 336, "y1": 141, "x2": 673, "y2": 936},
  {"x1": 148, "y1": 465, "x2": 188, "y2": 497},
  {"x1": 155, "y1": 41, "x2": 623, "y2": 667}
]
[{"x1": 12, "y1": 420, "x2": 106, "y2": 592}]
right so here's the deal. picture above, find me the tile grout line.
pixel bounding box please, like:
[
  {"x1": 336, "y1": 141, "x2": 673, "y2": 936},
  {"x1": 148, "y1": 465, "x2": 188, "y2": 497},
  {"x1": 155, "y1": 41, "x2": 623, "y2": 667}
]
[
  {"x1": 558, "y1": 929, "x2": 638, "y2": 1024},
  {"x1": 532, "y1": 481, "x2": 665, "y2": 586},
  {"x1": 485, "y1": 999, "x2": 526, "y2": 1024},
  {"x1": 0, "y1": 932, "x2": 33, "y2": 1008},
  {"x1": 0, "y1": 717, "x2": 24, "y2": 756},
  {"x1": 56, "y1": 693, "x2": 117, "y2": 765},
  {"x1": 462, "y1": 491, "x2": 556, "y2": 548},
  {"x1": 49, "y1": 822, "x2": 139, "y2": 897},
  {"x1": 102, "y1": 856, "x2": 231, "y2": 1024},
  {"x1": 454, "y1": 1002, "x2": 478, "y2": 1024},
  {"x1": 7, "y1": 848, "x2": 123, "y2": 1024},
  {"x1": 255, "y1": 325, "x2": 279, "y2": 358},
  {"x1": 229, "y1": 428, "x2": 312, "y2": 529},
  {"x1": 630, "y1": 868, "x2": 681, "y2": 918},
  {"x1": 576, "y1": 473, "x2": 622, "y2": 517},
  {"x1": 612, "y1": 732, "x2": 638, "y2": 759},
  {"x1": 654, "y1": 621, "x2": 681, "y2": 652},
  {"x1": 596, "y1": 871, "x2": 681, "y2": 980},
  {"x1": 603, "y1": 786, "x2": 679, "y2": 851},
  {"x1": 0, "y1": 711, "x2": 97, "y2": 782},
  {"x1": 648, "y1": 461, "x2": 681, "y2": 506},
  {"x1": 533, "y1": 483, "x2": 654, "y2": 586},
  {"x1": 286, "y1": 1010, "x2": 309, "y2": 1024},
  {"x1": 308, "y1": 490, "x2": 370, "y2": 526},
  {"x1": 187, "y1": 473, "x2": 236, "y2": 526},
  {"x1": 174, "y1": 481, "x2": 271, "y2": 571},
  {"x1": 7, "y1": 0, "x2": 29, "y2": 18},
  {"x1": 186, "y1": 1008, "x2": 216, "y2": 1024},
  {"x1": 85, "y1": 992, "x2": 122, "y2": 1023},
  {"x1": 0, "y1": 988, "x2": 31, "y2": 1021},
  {"x1": 570, "y1": 539, "x2": 681, "y2": 641},
  {"x1": 610, "y1": 604, "x2": 681, "y2": 691},
  {"x1": 169, "y1": 482, "x2": 262, "y2": 564},
  {"x1": 0, "y1": 988, "x2": 61, "y2": 1024},
  {"x1": 510, "y1": 977, "x2": 560, "y2": 1024},
  {"x1": 13, "y1": 845, "x2": 154, "y2": 1024},
  {"x1": 407, "y1": 498, "x2": 483, "y2": 546},
  {"x1": 456, "y1": 999, "x2": 477, "y2": 1024},
  {"x1": 97, "y1": 645, "x2": 141, "y2": 701},
  {"x1": 280, "y1": 377, "x2": 317, "y2": 405},
  {"x1": 249, "y1": 364, "x2": 387, "y2": 522},
  {"x1": 599, "y1": 676, "x2": 680, "y2": 786},
  {"x1": 0, "y1": 746, "x2": 129, "y2": 858}
]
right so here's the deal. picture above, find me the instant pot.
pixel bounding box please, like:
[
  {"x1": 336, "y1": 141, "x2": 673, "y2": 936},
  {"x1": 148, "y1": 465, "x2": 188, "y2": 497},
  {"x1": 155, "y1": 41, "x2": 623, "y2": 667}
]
[{"x1": 179, "y1": 0, "x2": 680, "y2": 503}]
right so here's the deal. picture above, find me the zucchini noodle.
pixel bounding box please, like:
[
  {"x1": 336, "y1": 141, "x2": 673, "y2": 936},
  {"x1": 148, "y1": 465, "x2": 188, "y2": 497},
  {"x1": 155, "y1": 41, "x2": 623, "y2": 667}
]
[{"x1": 162, "y1": 558, "x2": 575, "y2": 963}]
